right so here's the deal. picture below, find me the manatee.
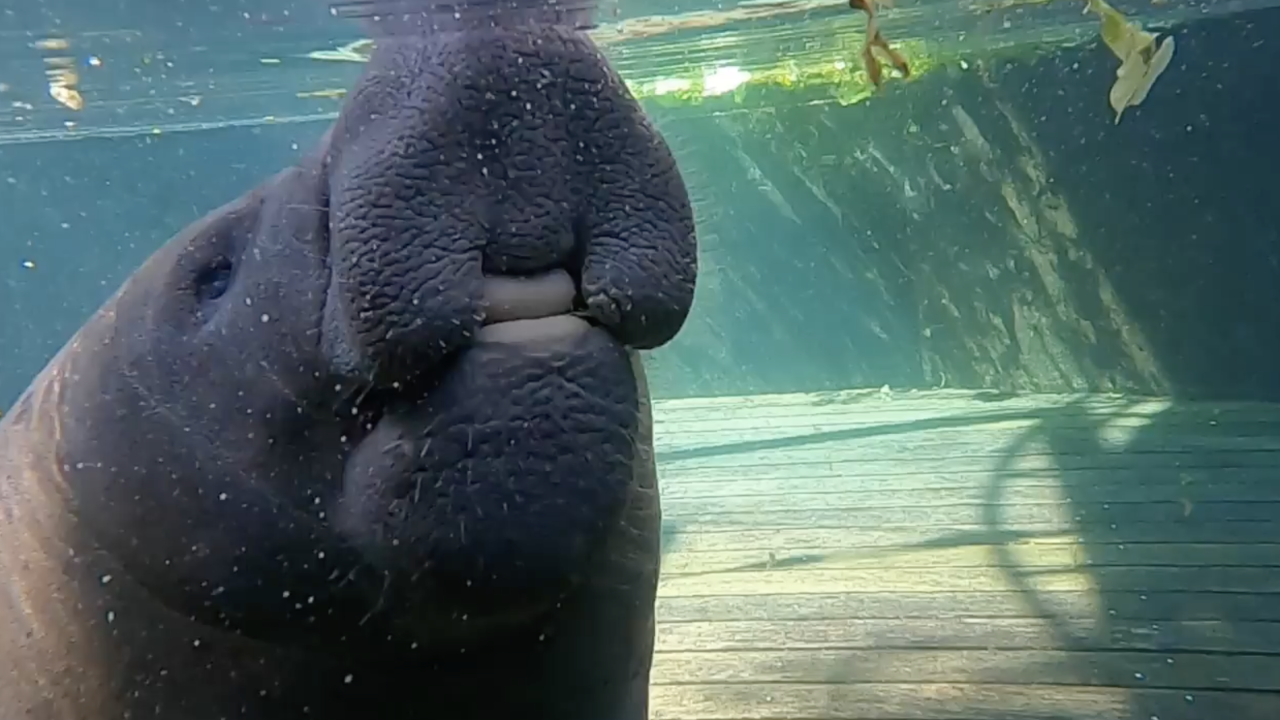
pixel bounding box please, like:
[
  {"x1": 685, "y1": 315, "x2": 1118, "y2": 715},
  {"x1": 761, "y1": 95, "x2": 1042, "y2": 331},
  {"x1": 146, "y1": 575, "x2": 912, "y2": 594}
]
[{"x1": 0, "y1": 3, "x2": 697, "y2": 718}]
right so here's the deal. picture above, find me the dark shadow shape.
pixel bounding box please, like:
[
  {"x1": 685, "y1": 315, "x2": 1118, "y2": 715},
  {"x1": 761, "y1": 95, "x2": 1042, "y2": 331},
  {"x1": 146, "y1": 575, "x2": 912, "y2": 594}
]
[
  {"x1": 673, "y1": 396, "x2": 1280, "y2": 718},
  {"x1": 1032, "y1": 399, "x2": 1280, "y2": 716},
  {"x1": 657, "y1": 399, "x2": 1149, "y2": 464},
  {"x1": 668, "y1": 527, "x2": 1072, "y2": 577},
  {"x1": 660, "y1": 518, "x2": 682, "y2": 557}
]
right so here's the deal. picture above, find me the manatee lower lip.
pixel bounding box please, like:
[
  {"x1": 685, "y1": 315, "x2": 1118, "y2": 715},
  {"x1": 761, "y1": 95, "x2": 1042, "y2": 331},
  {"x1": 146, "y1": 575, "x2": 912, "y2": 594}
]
[
  {"x1": 481, "y1": 270, "x2": 576, "y2": 323},
  {"x1": 477, "y1": 315, "x2": 592, "y2": 343}
]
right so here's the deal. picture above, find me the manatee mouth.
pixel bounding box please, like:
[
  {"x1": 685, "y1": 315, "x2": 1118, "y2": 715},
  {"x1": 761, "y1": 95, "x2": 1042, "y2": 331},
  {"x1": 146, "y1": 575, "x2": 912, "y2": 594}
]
[
  {"x1": 335, "y1": 266, "x2": 640, "y2": 638},
  {"x1": 476, "y1": 269, "x2": 593, "y2": 343}
]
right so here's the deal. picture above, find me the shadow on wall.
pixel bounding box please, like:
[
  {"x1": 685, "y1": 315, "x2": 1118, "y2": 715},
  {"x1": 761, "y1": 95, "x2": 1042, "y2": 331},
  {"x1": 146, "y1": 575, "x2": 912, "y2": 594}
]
[
  {"x1": 650, "y1": 8, "x2": 1280, "y2": 402},
  {"x1": 643, "y1": 107, "x2": 929, "y2": 400},
  {"x1": 983, "y1": 9, "x2": 1280, "y2": 402}
]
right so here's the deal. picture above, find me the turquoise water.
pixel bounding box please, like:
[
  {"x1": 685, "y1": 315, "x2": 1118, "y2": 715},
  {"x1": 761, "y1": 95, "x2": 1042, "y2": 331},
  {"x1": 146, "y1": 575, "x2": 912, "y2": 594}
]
[{"x1": 1, "y1": 1, "x2": 1278, "y2": 718}]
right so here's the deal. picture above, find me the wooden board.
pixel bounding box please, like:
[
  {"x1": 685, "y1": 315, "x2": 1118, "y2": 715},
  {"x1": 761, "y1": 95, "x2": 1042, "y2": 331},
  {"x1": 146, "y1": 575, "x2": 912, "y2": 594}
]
[{"x1": 648, "y1": 387, "x2": 1280, "y2": 720}]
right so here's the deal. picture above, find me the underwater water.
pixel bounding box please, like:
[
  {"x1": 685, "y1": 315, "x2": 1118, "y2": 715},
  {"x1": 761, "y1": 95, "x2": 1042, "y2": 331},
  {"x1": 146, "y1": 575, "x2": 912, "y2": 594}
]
[{"x1": 1, "y1": 0, "x2": 1279, "y2": 718}]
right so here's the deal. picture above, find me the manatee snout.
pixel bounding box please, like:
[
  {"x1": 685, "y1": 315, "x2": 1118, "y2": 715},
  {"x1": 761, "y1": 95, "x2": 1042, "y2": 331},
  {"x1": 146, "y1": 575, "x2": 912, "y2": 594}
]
[
  {"x1": 317, "y1": 28, "x2": 692, "y2": 639},
  {"x1": 320, "y1": 27, "x2": 697, "y2": 384}
]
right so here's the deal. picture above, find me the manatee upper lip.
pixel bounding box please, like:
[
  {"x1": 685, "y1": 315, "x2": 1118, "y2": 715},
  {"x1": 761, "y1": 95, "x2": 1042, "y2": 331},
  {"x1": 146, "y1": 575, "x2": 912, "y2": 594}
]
[
  {"x1": 480, "y1": 270, "x2": 576, "y2": 323},
  {"x1": 477, "y1": 269, "x2": 594, "y2": 343}
]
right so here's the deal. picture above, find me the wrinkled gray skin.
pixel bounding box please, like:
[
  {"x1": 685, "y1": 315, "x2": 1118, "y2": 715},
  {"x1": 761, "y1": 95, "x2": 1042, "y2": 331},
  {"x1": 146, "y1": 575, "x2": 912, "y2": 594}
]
[{"x1": 0, "y1": 11, "x2": 696, "y2": 720}]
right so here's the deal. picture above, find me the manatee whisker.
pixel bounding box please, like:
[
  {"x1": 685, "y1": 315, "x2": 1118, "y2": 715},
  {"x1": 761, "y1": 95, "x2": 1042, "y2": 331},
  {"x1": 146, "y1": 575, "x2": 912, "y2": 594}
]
[
  {"x1": 358, "y1": 571, "x2": 391, "y2": 627},
  {"x1": 281, "y1": 202, "x2": 327, "y2": 212}
]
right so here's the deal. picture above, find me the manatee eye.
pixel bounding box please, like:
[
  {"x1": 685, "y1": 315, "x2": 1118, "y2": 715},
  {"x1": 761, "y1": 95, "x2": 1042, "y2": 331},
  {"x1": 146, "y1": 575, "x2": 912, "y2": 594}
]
[{"x1": 193, "y1": 256, "x2": 235, "y2": 304}]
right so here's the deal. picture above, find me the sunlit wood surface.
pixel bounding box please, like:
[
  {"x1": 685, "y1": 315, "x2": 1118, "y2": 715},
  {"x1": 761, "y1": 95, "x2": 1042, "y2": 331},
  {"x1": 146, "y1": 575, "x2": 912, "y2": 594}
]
[{"x1": 647, "y1": 387, "x2": 1280, "y2": 719}]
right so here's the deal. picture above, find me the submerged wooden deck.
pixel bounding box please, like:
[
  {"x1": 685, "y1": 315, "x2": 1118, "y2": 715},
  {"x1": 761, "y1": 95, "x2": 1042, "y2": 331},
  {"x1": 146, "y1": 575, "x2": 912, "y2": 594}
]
[{"x1": 647, "y1": 388, "x2": 1280, "y2": 720}]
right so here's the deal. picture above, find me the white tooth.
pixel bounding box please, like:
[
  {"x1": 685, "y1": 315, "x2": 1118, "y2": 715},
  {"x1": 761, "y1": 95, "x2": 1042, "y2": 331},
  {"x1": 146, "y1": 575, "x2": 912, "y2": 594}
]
[
  {"x1": 476, "y1": 315, "x2": 591, "y2": 343},
  {"x1": 481, "y1": 271, "x2": 575, "y2": 323}
]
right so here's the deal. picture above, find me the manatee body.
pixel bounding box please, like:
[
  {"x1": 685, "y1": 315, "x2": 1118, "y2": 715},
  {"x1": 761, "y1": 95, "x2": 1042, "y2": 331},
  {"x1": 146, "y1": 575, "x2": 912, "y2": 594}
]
[{"x1": 0, "y1": 9, "x2": 696, "y2": 720}]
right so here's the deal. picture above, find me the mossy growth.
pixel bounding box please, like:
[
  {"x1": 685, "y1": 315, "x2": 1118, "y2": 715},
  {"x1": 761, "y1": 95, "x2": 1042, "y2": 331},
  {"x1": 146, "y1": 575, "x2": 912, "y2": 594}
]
[
  {"x1": 300, "y1": 31, "x2": 1076, "y2": 114},
  {"x1": 621, "y1": 37, "x2": 944, "y2": 112}
]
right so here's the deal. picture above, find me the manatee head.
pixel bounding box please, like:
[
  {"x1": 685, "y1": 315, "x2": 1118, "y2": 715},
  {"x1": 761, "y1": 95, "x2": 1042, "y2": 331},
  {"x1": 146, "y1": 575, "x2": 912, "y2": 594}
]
[{"x1": 47, "y1": 0, "x2": 696, "y2": 666}]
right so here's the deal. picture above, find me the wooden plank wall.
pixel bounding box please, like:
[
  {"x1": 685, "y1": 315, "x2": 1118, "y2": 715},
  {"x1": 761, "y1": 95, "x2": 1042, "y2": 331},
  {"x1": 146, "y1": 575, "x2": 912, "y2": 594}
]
[{"x1": 648, "y1": 388, "x2": 1280, "y2": 719}]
